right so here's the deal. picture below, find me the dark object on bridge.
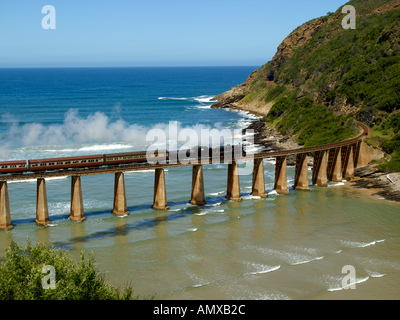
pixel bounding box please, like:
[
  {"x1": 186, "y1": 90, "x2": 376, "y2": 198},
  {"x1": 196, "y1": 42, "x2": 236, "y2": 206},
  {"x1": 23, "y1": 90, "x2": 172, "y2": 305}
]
[
  {"x1": 28, "y1": 155, "x2": 105, "y2": 172},
  {"x1": 0, "y1": 150, "x2": 170, "y2": 175},
  {"x1": 0, "y1": 160, "x2": 27, "y2": 173},
  {"x1": 104, "y1": 150, "x2": 168, "y2": 165}
]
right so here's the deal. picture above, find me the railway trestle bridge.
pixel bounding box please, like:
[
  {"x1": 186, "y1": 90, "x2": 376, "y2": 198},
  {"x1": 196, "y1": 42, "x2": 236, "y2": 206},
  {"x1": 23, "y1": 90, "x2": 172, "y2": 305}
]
[{"x1": 0, "y1": 124, "x2": 372, "y2": 230}]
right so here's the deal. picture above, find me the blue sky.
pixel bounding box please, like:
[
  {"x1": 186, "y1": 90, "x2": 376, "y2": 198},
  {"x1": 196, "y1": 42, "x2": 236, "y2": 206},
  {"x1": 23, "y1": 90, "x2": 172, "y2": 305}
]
[{"x1": 0, "y1": 0, "x2": 348, "y2": 68}]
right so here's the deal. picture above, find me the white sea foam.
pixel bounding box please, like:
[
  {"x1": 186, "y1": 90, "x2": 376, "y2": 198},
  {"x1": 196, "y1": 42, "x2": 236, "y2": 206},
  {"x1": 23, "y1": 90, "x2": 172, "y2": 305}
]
[
  {"x1": 7, "y1": 178, "x2": 40, "y2": 184},
  {"x1": 191, "y1": 283, "x2": 209, "y2": 288},
  {"x1": 194, "y1": 95, "x2": 215, "y2": 103},
  {"x1": 367, "y1": 270, "x2": 386, "y2": 278},
  {"x1": 206, "y1": 202, "x2": 222, "y2": 207},
  {"x1": 263, "y1": 158, "x2": 276, "y2": 165},
  {"x1": 207, "y1": 192, "x2": 224, "y2": 196},
  {"x1": 8, "y1": 175, "x2": 68, "y2": 184},
  {"x1": 195, "y1": 105, "x2": 212, "y2": 110},
  {"x1": 125, "y1": 169, "x2": 169, "y2": 175},
  {"x1": 327, "y1": 276, "x2": 370, "y2": 292},
  {"x1": 340, "y1": 239, "x2": 385, "y2": 248},
  {"x1": 242, "y1": 195, "x2": 263, "y2": 200},
  {"x1": 158, "y1": 97, "x2": 189, "y2": 101},
  {"x1": 158, "y1": 95, "x2": 215, "y2": 104},
  {"x1": 328, "y1": 182, "x2": 345, "y2": 188},
  {"x1": 125, "y1": 169, "x2": 155, "y2": 174},
  {"x1": 245, "y1": 263, "x2": 281, "y2": 276},
  {"x1": 256, "y1": 246, "x2": 325, "y2": 267},
  {"x1": 44, "y1": 176, "x2": 68, "y2": 182},
  {"x1": 327, "y1": 286, "x2": 343, "y2": 292},
  {"x1": 290, "y1": 256, "x2": 324, "y2": 266}
]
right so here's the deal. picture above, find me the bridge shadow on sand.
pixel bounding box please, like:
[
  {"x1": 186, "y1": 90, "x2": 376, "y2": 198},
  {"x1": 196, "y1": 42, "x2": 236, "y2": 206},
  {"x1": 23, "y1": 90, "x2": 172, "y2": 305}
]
[{"x1": 36, "y1": 195, "x2": 235, "y2": 249}]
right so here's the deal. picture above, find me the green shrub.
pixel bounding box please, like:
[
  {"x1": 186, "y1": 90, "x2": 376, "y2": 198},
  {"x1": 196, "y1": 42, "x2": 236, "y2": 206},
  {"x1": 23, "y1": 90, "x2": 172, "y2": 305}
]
[
  {"x1": 267, "y1": 94, "x2": 357, "y2": 147},
  {"x1": 265, "y1": 85, "x2": 287, "y2": 103},
  {"x1": 381, "y1": 133, "x2": 400, "y2": 155},
  {"x1": 379, "y1": 153, "x2": 400, "y2": 172},
  {"x1": 0, "y1": 240, "x2": 144, "y2": 300}
]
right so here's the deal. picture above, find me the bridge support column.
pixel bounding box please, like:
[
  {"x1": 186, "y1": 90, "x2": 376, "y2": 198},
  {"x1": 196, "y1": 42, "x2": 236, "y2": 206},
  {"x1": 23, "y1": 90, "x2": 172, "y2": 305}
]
[
  {"x1": 312, "y1": 150, "x2": 328, "y2": 187},
  {"x1": 153, "y1": 168, "x2": 170, "y2": 210},
  {"x1": 112, "y1": 172, "x2": 130, "y2": 216},
  {"x1": 274, "y1": 156, "x2": 290, "y2": 195},
  {"x1": 294, "y1": 153, "x2": 310, "y2": 191},
  {"x1": 328, "y1": 148, "x2": 342, "y2": 182},
  {"x1": 226, "y1": 160, "x2": 242, "y2": 201},
  {"x1": 251, "y1": 158, "x2": 267, "y2": 198},
  {"x1": 355, "y1": 141, "x2": 369, "y2": 168},
  {"x1": 69, "y1": 176, "x2": 86, "y2": 222},
  {"x1": 190, "y1": 165, "x2": 207, "y2": 206},
  {"x1": 36, "y1": 178, "x2": 50, "y2": 227},
  {"x1": 342, "y1": 145, "x2": 355, "y2": 179},
  {"x1": 0, "y1": 181, "x2": 13, "y2": 231}
]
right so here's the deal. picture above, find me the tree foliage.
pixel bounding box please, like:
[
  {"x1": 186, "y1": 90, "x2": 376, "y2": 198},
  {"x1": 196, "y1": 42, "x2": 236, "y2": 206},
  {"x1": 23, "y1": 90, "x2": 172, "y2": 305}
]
[{"x1": 0, "y1": 240, "x2": 145, "y2": 300}]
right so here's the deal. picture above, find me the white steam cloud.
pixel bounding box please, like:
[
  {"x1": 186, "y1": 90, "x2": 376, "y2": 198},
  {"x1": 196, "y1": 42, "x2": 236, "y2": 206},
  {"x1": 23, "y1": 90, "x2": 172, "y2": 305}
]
[{"x1": 0, "y1": 109, "x2": 247, "y2": 161}]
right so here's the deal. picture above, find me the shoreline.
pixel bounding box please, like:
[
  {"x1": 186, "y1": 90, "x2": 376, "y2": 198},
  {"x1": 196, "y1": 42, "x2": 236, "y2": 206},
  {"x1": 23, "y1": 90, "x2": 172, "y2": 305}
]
[{"x1": 216, "y1": 102, "x2": 400, "y2": 203}]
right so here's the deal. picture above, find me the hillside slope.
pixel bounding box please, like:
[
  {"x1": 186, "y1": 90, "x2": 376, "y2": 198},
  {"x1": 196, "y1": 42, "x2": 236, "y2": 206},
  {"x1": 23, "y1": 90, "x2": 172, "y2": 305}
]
[{"x1": 212, "y1": 0, "x2": 400, "y2": 170}]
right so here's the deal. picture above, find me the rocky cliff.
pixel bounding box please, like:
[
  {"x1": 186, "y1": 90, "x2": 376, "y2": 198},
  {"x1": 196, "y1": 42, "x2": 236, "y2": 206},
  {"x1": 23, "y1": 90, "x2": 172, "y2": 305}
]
[{"x1": 212, "y1": 0, "x2": 400, "y2": 171}]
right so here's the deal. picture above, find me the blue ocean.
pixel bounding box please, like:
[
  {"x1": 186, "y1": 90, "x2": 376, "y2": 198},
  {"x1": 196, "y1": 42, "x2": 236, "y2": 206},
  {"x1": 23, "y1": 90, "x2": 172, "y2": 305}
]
[
  {"x1": 0, "y1": 67, "x2": 258, "y2": 160},
  {"x1": 1, "y1": 67, "x2": 400, "y2": 300}
]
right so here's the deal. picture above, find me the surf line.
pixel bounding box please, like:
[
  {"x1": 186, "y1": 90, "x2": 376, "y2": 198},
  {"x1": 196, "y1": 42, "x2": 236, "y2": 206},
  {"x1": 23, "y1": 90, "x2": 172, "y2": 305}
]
[{"x1": 289, "y1": 256, "x2": 325, "y2": 266}]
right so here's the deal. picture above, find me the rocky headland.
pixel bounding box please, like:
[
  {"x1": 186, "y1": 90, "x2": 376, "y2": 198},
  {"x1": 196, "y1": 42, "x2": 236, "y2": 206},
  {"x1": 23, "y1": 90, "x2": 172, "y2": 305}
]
[{"x1": 211, "y1": 0, "x2": 400, "y2": 202}]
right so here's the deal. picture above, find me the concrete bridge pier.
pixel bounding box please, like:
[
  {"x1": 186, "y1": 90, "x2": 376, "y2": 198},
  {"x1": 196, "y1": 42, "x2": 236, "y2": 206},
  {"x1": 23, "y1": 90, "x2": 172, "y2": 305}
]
[
  {"x1": 355, "y1": 141, "x2": 369, "y2": 168},
  {"x1": 226, "y1": 160, "x2": 242, "y2": 201},
  {"x1": 153, "y1": 168, "x2": 170, "y2": 210},
  {"x1": 251, "y1": 158, "x2": 268, "y2": 198},
  {"x1": 328, "y1": 148, "x2": 343, "y2": 182},
  {"x1": 294, "y1": 153, "x2": 310, "y2": 191},
  {"x1": 190, "y1": 165, "x2": 207, "y2": 206},
  {"x1": 112, "y1": 172, "x2": 130, "y2": 216},
  {"x1": 36, "y1": 178, "x2": 50, "y2": 227},
  {"x1": 0, "y1": 181, "x2": 13, "y2": 231},
  {"x1": 312, "y1": 150, "x2": 328, "y2": 187},
  {"x1": 69, "y1": 176, "x2": 86, "y2": 222},
  {"x1": 342, "y1": 145, "x2": 355, "y2": 178},
  {"x1": 274, "y1": 156, "x2": 290, "y2": 195}
]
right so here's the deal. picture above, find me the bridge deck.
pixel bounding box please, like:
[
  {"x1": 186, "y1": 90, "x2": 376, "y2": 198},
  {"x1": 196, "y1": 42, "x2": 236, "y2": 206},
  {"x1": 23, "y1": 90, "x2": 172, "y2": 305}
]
[{"x1": 0, "y1": 124, "x2": 368, "y2": 182}]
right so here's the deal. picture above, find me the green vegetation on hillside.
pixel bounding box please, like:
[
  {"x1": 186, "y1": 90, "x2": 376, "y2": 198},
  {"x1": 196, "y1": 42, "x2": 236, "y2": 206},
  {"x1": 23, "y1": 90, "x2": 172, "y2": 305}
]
[
  {"x1": 266, "y1": 91, "x2": 357, "y2": 147},
  {"x1": 239, "y1": 0, "x2": 400, "y2": 170},
  {"x1": 0, "y1": 240, "x2": 145, "y2": 300}
]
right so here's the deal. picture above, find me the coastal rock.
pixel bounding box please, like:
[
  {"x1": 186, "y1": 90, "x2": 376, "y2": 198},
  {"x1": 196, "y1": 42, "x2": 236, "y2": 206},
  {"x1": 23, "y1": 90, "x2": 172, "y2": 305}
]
[
  {"x1": 351, "y1": 165, "x2": 400, "y2": 202},
  {"x1": 245, "y1": 118, "x2": 310, "y2": 166}
]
